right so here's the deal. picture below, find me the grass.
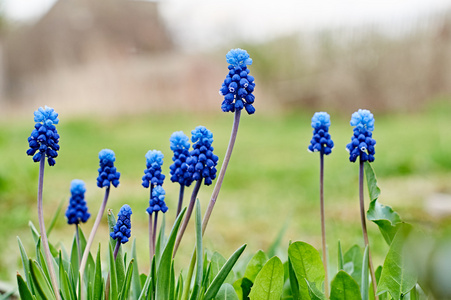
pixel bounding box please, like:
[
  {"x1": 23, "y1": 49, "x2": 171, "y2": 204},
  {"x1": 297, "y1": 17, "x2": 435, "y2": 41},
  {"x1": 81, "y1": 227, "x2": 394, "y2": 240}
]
[{"x1": 2, "y1": 102, "x2": 451, "y2": 284}]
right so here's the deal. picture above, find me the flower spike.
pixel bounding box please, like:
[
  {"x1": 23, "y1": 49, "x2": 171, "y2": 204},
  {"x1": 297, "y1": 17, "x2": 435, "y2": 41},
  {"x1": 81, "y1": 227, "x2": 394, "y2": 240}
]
[
  {"x1": 111, "y1": 204, "x2": 133, "y2": 244},
  {"x1": 97, "y1": 149, "x2": 121, "y2": 187},
  {"x1": 65, "y1": 179, "x2": 90, "y2": 224},
  {"x1": 220, "y1": 48, "x2": 256, "y2": 114},
  {"x1": 26, "y1": 106, "x2": 60, "y2": 166},
  {"x1": 346, "y1": 109, "x2": 376, "y2": 163},
  {"x1": 308, "y1": 112, "x2": 334, "y2": 155},
  {"x1": 142, "y1": 150, "x2": 165, "y2": 188}
]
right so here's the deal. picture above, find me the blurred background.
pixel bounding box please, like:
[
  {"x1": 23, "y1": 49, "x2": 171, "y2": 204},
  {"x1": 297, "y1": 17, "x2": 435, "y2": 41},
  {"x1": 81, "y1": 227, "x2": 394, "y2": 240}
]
[{"x1": 1, "y1": 0, "x2": 451, "y2": 294}]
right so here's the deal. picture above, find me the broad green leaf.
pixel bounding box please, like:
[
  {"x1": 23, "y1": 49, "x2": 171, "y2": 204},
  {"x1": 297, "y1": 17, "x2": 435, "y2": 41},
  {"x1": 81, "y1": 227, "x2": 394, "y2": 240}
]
[
  {"x1": 119, "y1": 259, "x2": 134, "y2": 300},
  {"x1": 361, "y1": 246, "x2": 369, "y2": 300},
  {"x1": 216, "y1": 283, "x2": 239, "y2": 300},
  {"x1": 367, "y1": 199, "x2": 403, "y2": 245},
  {"x1": 330, "y1": 271, "x2": 361, "y2": 300},
  {"x1": 244, "y1": 250, "x2": 268, "y2": 283},
  {"x1": 343, "y1": 245, "x2": 363, "y2": 288},
  {"x1": 377, "y1": 224, "x2": 417, "y2": 299},
  {"x1": 92, "y1": 245, "x2": 103, "y2": 300},
  {"x1": 248, "y1": 256, "x2": 284, "y2": 300},
  {"x1": 364, "y1": 162, "x2": 380, "y2": 202},
  {"x1": 288, "y1": 242, "x2": 325, "y2": 286},
  {"x1": 59, "y1": 252, "x2": 74, "y2": 300},
  {"x1": 47, "y1": 197, "x2": 65, "y2": 237},
  {"x1": 155, "y1": 207, "x2": 186, "y2": 300},
  {"x1": 17, "y1": 273, "x2": 34, "y2": 300},
  {"x1": 204, "y1": 244, "x2": 247, "y2": 300},
  {"x1": 131, "y1": 239, "x2": 142, "y2": 300},
  {"x1": 29, "y1": 259, "x2": 55, "y2": 300},
  {"x1": 189, "y1": 200, "x2": 203, "y2": 300},
  {"x1": 17, "y1": 237, "x2": 34, "y2": 294},
  {"x1": 109, "y1": 242, "x2": 118, "y2": 300}
]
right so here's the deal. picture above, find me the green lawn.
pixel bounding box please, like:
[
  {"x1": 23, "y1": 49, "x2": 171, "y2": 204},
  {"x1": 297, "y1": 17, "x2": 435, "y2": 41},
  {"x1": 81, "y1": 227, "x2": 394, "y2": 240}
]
[{"x1": 1, "y1": 102, "x2": 451, "y2": 283}]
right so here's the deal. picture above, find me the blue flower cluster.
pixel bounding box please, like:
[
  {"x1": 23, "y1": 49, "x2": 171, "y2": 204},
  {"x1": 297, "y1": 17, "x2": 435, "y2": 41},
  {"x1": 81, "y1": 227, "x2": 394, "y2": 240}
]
[
  {"x1": 110, "y1": 204, "x2": 132, "y2": 244},
  {"x1": 308, "y1": 112, "x2": 334, "y2": 155},
  {"x1": 346, "y1": 109, "x2": 376, "y2": 163},
  {"x1": 65, "y1": 179, "x2": 90, "y2": 225},
  {"x1": 187, "y1": 126, "x2": 218, "y2": 186},
  {"x1": 26, "y1": 106, "x2": 60, "y2": 166},
  {"x1": 219, "y1": 49, "x2": 256, "y2": 115},
  {"x1": 97, "y1": 149, "x2": 121, "y2": 188},
  {"x1": 169, "y1": 131, "x2": 193, "y2": 187},
  {"x1": 142, "y1": 150, "x2": 165, "y2": 188},
  {"x1": 146, "y1": 186, "x2": 168, "y2": 215}
]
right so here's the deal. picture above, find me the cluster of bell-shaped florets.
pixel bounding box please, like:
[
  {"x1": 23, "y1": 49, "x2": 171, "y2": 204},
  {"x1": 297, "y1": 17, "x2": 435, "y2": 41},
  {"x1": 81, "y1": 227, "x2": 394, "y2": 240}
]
[
  {"x1": 187, "y1": 126, "x2": 219, "y2": 186},
  {"x1": 308, "y1": 112, "x2": 334, "y2": 155},
  {"x1": 110, "y1": 204, "x2": 132, "y2": 244},
  {"x1": 219, "y1": 48, "x2": 256, "y2": 115},
  {"x1": 346, "y1": 109, "x2": 376, "y2": 163},
  {"x1": 65, "y1": 179, "x2": 91, "y2": 225},
  {"x1": 169, "y1": 131, "x2": 193, "y2": 187},
  {"x1": 146, "y1": 185, "x2": 168, "y2": 215},
  {"x1": 97, "y1": 149, "x2": 121, "y2": 188},
  {"x1": 26, "y1": 106, "x2": 60, "y2": 166},
  {"x1": 142, "y1": 150, "x2": 165, "y2": 188}
]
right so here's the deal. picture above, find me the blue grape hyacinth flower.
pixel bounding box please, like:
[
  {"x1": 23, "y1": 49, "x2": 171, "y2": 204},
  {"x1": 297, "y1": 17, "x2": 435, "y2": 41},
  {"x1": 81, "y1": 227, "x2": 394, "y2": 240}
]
[
  {"x1": 110, "y1": 204, "x2": 132, "y2": 244},
  {"x1": 308, "y1": 112, "x2": 334, "y2": 155},
  {"x1": 142, "y1": 150, "x2": 165, "y2": 188},
  {"x1": 26, "y1": 106, "x2": 60, "y2": 166},
  {"x1": 219, "y1": 48, "x2": 256, "y2": 115},
  {"x1": 346, "y1": 109, "x2": 376, "y2": 163},
  {"x1": 187, "y1": 126, "x2": 219, "y2": 186},
  {"x1": 97, "y1": 149, "x2": 121, "y2": 188},
  {"x1": 169, "y1": 131, "x2": 193, "y2": 187},
  {"x1": 65, "y1": 179, "x2": 91, "y2": 225},
  {"x1": 146, "y1": 185, "x2": 168, "y2": 215}
]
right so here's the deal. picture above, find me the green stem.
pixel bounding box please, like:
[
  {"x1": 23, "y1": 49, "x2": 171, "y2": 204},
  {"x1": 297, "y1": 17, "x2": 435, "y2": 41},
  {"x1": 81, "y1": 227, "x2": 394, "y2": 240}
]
[
  {"x1": 37, "y1": 155, "x2": 61, "y2": 300},
  {"x1": 359, "y1": 158, "x2": 378, "y2": 300},
  {"x1": 320, "y1": 153, "x2": 329, "y2": 298},
  {"x1": 75, "y1": 223, "x2": 81, "y2": 266}
]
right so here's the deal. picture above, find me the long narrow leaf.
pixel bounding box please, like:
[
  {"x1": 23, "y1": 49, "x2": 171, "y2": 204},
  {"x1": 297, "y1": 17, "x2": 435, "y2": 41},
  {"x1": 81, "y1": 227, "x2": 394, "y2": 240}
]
[
  {"x1": 109, "y1": 242, "x2": 118, "y2": 300},
  {"x1": 17, "y1": 237, "x2": 34, "y2": 294},
  {"x1": 155, "y1": 208, "x2": 186, "y2": 300},
  {"x1": 204, "y1": 244, "x2": 247, "y2": 300},
  {"x1": 47, "y1": 197, "x2": 65, "y2": 237},
  {"x1": 92, "y1": 245, "x2": 103, "y2": 300},
  {"x1": 131, "y1": 239, "x2": 142, "y2": 300},
  {"x1": 189, "y1": 200, "x2": 203, "y2": 300},
  {"x1": 361, "y1": 246, "x2": 369, "y2": 300},
  {"x1": 119, "y1": 259, "x2": 134, "y2": 300},
  {"x1": 155, "y1": 214, "x2": 166, "y2": 266},
  {"x1": 59, "y1": 252, "x2": 74, "y2": 300},
  {"x1": 29, "y1": 259, "x2": 55, "y2": 300},
  {"x1": 17, "y1": 273, "x2": 34, "y2": 300},
  {"x1": 338, "y1": 241, "x2": 344, "y2": 271}
]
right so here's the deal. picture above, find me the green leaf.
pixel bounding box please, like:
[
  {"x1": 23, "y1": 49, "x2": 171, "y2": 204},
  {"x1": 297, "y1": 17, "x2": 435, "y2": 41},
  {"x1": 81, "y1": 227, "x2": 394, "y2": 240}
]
[
  {"x1": 361, "y1": 246, "x2": 369, "y2": 300},
  {"x1": 377, "y1": 224, "x2": 417, "y2": 299},
  {"x1": 131, "y1": 239, "x2": 142, "y2": 300},
  {"x1": 109, "y1": 242, "x2": 118, "y2": 300},
  {"x1": 47, "y1": 197, "x2": 65, "y2": 237},
  {"x1": 155, "y1": 207, "x2": 186, "y2": 300},
  {"x1": 367, "y1": 200, "x2": 403, "y2": 245},
  {"x1": 119, "y1": 259, "x2": 134, "y2": 300},
  {"x1": 138, "y1": 271, "x2": 152, "y2": 300},
  {"x1": 210, "y1": 252, "x2": 234, "y2": 286},
  {"x1": 338, "y1": 241, "x2": 344, "y2": 271},
  {"x1": 363, "y1": 162, "x2": 380, "y2": 202},
  {"x1": 330, "y1": 271, "x2": 361, "y2": 300},
  {"x1": 155, "y1": 214, "x2": 167, "y2": 266},
  {"x1": 69, "y1": 232, "x2": 80, "y2": 286},
  {"x1": 266, "y1": 221, "x2": 288, "y2": 258},
  {"x1": 189, "y1": 200, "x2": 203, "y2": 300},
  {"x1": 288, "y1": 242, "x2": 325, "y2": 287},
  {"x1": 169, "y1": 261, "x2": 176, "y2": 300},
  {"x1": 244, "y1": 250, "x2": 268, "y2": 283},
  {"x1": 248, "y1": 256, "x2": 284, "y2": 300},
  {"x1": 204, "y1": 244, "x2": 247, "y2": 300},
  {"x1": 343, "y1": 245, "x2": 363, "y2": 288},
  {"x1": 232, "y1": 277, "x2": 253, "y2": 300},
  {"x1": 28, "y1": 221, "x2": 40, "y2": 244},
  {"x1": 59, "y1": 252, "x2": 75, "y2": 300},
  {"x1": 92, "y1": 245, "x2": 103, "y2": 300},
  {"x1": 216, "y1": 283, "x2": 239, "y2": 300},
  {"x1": 29, "y1": 259, "x2": 55, "y2": 300},
  {"x1": 17, "y1": 273, "x2": 34, "y2": 300},
  {"x1": 287, "y1": 258, "x2": 300, "y2": 300},
  {"x1": 17, "y1": 237, "x2": 34, "y2": 294}
]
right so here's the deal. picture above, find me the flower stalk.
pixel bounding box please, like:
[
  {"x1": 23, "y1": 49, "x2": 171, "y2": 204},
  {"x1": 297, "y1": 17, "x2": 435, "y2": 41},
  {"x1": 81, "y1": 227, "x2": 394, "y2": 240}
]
[
  {"x1": 319, "y1": 152, "x2": 329, "y2": 298},
  {"x1": 176, "y1": 185, "x2": 185, "y2": 217},
  {"x1": 359, "y1": 158, "x2": 378, "y2": 300},
  {"x1": 37, "y1": 155, "x2": 61, "y2": 300},
  {"x1": 202, "y1": 109, "x2": 241, "y2": 235}
]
